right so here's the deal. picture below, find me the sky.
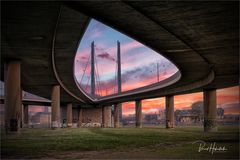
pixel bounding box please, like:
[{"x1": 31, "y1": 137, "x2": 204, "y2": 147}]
[
  {"x1": 73, "y1": 19, "x2": 239, "y2": 116},
  {"x1": 74, "y1": 19, "x2": 178, "y2": 96},
  {"x1": 122, "y1": 86, "x2": 239, "y2": 116}
]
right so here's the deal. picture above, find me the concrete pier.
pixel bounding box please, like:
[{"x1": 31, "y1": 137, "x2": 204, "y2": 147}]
[
  {"x1": 101, "y1": 106, "x2": 112, "y2": 127},
  {"x1": 204, "y1": 89, "x2": 217, "y2": 132},
  {"x1": 67, "y1": 103, "x2": 73, "y2": 127},
  {"x1": 114, "y1": 104, "x2": 120, "y2": 128},
  {"x1": 102, "y1": 106, "x2": 106, "y2": 127},
  {"x1": 51, "y1": 85, "x2": 60, "y2": 129},
  {"x1": 166, "y1": 95, "x2": 174, "y2": 129},
  {"x1": 23, "y1": 104, "x2": 29, "y2": 128},
  {"x1": 4, "y1": 61, "x2": 22, "y2": 132},
  {"x1": 78, "y1": 108, "x2": 83, "y2": 127},
  {"x1": 135, "y1": 100, "x2": 142, "y2": 128}
]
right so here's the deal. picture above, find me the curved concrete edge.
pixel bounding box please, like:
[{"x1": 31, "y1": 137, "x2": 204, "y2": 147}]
[
  {"x1": 168, "y1": 70, "x2": 215, "y2": 95},
  {"x1": 73, "y1": 72, "x2": 96, "y2": 102},
  {"x1": 101, "y1": 70, "x2": 215, "y2": 105},
  {"x1": 51, "y1": 6, "x2": 86, "y2": 103},
  {"x1": 73, "y1": 59, "x2": 95, "y2": 102},
  {"x1": 97, "y1": 71, "x2": 182, "y2": 102},
  {"x1": 54, "y1": 15, "x2": 184, "y2": 103},
  {"x1": 53, "y1": 10, "x2": 213, "y2": 105},
  {"x1": 73, "y1": 59, "x2": 182, "y2": 103},
  {"x1": 52, "y1": 6, "x2": 214, "y2": 105}
]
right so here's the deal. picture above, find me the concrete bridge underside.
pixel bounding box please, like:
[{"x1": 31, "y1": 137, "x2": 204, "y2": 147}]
[
  {"x1": 1, "y1": 2, "x2": 239, "y2": 131},
  {"x1": 2, "y1": 2, "x2": 238, "y2": 105}
]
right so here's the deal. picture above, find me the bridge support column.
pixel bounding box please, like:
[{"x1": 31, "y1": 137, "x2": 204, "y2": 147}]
[
  {"x1": 204, "y1": 89, "x2": 217, "y2": 132},
  {"x1": 118, "y1": 104, "x2": 123, "y2": 123},
  {"x1": 78, "y1": 108, "x2": 82, "y2": 127},
  {"x1": 4, "y1": 61, "x2": 22, "y2": 133},
  {"x1": 166, "y1": 95, "x2": 174, "y2": 129},
  {"x1": 135, "y1": 100, "x2": 142, "y2": 128},
  {"x1": 51, "y1": 85, "x2": 60, "y2": 129},
  {"x1": 102, "y1": 106, "x2": 106, "y2": 127},
  {"x1": 114, "y1": 104, "x2": 120, "y2": 128},
  {"x1": 23, "y1": 104, "x2": 29, "y2": 128},
  {"x1": 67, "y1": 103, "x2": 72, "y2": 127}
]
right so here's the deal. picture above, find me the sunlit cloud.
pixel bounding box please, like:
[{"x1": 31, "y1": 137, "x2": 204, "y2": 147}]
[
  {"x1": 75, "y1": 19, "x2": 178, "y2": 95},
  {"x1": 106, "y1": 40, "x2": 144, "y2": 55}
]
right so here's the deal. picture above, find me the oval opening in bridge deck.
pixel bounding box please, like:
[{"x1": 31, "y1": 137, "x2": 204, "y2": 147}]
[{"x1": 74, "y1": 19, "x2": 179, "y2": 99}]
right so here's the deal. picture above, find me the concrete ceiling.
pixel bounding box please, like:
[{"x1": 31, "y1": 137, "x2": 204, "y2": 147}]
[{"x1": 1, "y1": 1, "x2": 239, "y2": 106}]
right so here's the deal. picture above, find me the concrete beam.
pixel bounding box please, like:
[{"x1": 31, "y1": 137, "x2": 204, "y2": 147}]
[
  {"x1": 204, "y1": 89, "x2": 217, "y2": 132},
  {"x1": 67, "y1": 103, "x2": 73, "y2": 127},
  {"x1": 166, "y1": 95, "x2": 174, "y2": 129},
  {"x1": 135, "y1": 100, "x2": 142, "y2": 128},
  {"x1": 51, "y1": 85, "x2": 60, "y2": 129},
  {"x1": 4, "y1": 61, "x2": 22, "y2": 132}
]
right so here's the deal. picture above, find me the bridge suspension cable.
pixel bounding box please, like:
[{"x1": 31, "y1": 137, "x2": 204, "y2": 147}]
[
  {"x1": 85, "y1": 75, "x2": 90, "y2": 91},
  {"x1": 95, "y1": 63, "x2": 102, "y2": 96},
  {"x1": 79, "y1": 41, "x2": 122, "y2": 97},
  {"x1": 94, "y1": 46, "x2": 103, "y2": 97},
  {"x1": 80, "y1": 53, "x2": 91, "y2": 84}
]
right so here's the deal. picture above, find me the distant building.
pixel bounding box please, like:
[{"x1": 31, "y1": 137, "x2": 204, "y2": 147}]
[
  {"x1": 218, "y1": 114, "x2": 239, "y2": 124},
  {"x1": 175, "y1": 109, "x2": 202, "y2": 125},
  {"x1": 144, "y1": 113, "x2": 159, "y2": 124},
  {"x1": 122, "y1": 114, "x2": 135, "y2": 125}
]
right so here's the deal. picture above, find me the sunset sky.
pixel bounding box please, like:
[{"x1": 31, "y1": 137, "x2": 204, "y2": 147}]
[
  {"x1": 74, "y1": 19, "x2": 178, "y2": 96},
  {"x1": 72, "y1": 19, "x2": 239, "y2": 116},
  {"x1": 122, "y1": 86, "x2": 239, "y2": 116}
]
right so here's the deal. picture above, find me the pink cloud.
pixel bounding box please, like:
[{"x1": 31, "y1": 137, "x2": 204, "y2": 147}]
[
  {"x1": 121, "y1": 41, "x2": 144, "y2": 54},
  {"x1": 105, "y1": 40, "x2": 143, "y2": 56}
]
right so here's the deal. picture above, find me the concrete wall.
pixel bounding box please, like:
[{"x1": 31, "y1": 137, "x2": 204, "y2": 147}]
[
  {"x1": 59, "y1": 106, "x2": 113, "y2": 128},
  {"x1": 82, "y1": 107, "x2": 112, "y2": 127},
  {"x1": 82, "y1": 108, "x2": 102, "y2": 123}
]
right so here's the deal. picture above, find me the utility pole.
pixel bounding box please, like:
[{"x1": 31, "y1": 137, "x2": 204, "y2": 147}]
[{"x1": 91, "y1": 41, "x2": 95, "y2": 97}]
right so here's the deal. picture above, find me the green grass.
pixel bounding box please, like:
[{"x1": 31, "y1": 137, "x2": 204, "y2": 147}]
[{"x1": 1, "y1": 125, "x2": 239, "y2": 159}]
